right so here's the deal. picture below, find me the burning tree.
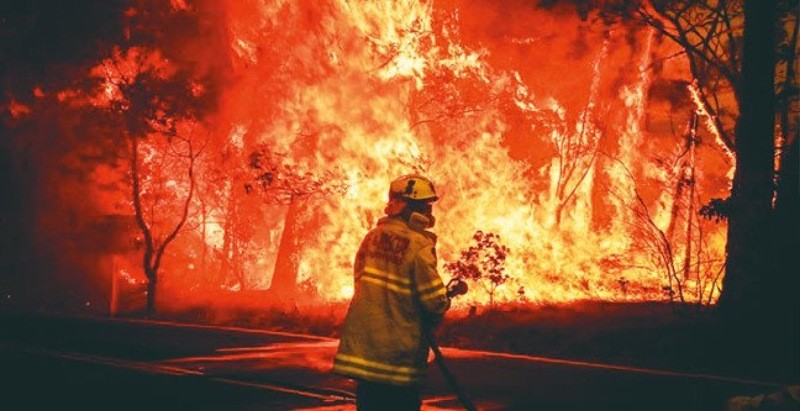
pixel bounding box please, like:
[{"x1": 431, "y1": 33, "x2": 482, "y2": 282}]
[
  {"x1": 633, "y1": 0, "x2": 799, "y2": 316},
  {"x1": 603, "y1": 118, "x2": 726, "y2": 309},
  {"x1": 550, "y1": 32, "x2": 610, "y2": 227},
  {"x1": 445, "y1": 231, "x2": 511, "y2": 305},
  {"x1": 559, "y1": 0, "x2": 798, "y2": 314},
  {"x1": 245, "y1": 144, "x2": 347, "y2": 301},
  {"x1": 88, "y1": 3, "x2": 217, "y2": 313},
  {"x1": 246, "y1": 146, "x2": 347, "y2": 205},
  {"x1": 98, "y1": 51, "x2": 207, "y2": 312}
]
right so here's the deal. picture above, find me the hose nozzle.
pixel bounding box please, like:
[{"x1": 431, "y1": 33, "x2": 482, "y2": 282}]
[{"x1": 446, "y1": 278, "x2": 469, "y2": 299}]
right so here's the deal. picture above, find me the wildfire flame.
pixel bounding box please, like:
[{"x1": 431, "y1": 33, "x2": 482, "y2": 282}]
[{"x1": 75, "y1": 0, "x2": 732, "y2": 306}]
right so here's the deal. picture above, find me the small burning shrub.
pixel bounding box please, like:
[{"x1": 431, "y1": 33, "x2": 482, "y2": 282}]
[{"x1": 445, "y1": 231, "x2": 510, "y2": 305}]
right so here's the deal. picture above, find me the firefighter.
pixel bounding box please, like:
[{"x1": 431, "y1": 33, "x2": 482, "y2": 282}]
[{"x1": 334, "y1": 174, "x2": 450, "y2": 411}]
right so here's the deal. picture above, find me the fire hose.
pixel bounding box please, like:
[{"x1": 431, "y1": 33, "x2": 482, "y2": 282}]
[{"x1": 424, "y1": 278, "x2": 477, "y2": 411}]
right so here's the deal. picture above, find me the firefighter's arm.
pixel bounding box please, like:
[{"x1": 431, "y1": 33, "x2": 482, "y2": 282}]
[{"x1": 413, "y1": 242, "x2": 450, "y2": 318}]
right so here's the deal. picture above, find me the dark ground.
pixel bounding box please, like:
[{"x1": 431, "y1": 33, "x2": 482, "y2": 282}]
[
  {"x1": 153, "y1": 299, "x2": 800, "y2": 384},
  {"x1": 1, "y1": 311, "x2": 793, "y2": 410}
]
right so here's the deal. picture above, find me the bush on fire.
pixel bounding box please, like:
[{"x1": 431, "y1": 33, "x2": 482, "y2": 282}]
[{"x1": 445, "y1": 231, "x2": 510, "y2": 305}]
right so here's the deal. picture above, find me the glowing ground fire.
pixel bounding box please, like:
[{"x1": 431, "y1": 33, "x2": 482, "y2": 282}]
[{"x1": 85, "y1": 0, "x2": 732, "y2": 307}]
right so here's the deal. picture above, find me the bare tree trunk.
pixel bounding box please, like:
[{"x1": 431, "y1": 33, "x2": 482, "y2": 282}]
[
  {"x1": 220, "y1": 196, "x2": 234, "y2": 287},
  {"x1": 719, "y1": 0, "x2": 777, "y2": 316},
  {"x1": 774, "y1": 137, "x2": 798, "y2": 254},
  {"x1": 232, "y1": 236, "x2": 246, "y2": 290},
  {"x1": 130, "y1": 133, "x2": 198, "y2": 315},
  {"x1": 129, "y1": 135, "x2": 157, "y2": 313},
  {"x1": 146, "y1": 267, "x2": 157, "y2": 313},
  {"x1": 682, "y1": 118, "x2": 697, "y2": 281},
  {"x1": 270, "y1": 198, "x2": 307, "y2": 302},
  {"x1": 201, "y1": 199, "x2": 207, "y2": 272},
  {"x1": 773, "y1": 8, "x2": 800, "y2": 319}
]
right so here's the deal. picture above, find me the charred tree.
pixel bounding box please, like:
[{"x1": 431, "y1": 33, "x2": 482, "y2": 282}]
[
  {"x1": 129, "y1": 132, "x2": 200, "y2": 313},
  {"x1": 717, "y1": 0, "x2": 777, "y2": 316},
  {"x1": 269, "y1": 198, "x2": 309, "y2": 301},
  {"x1": 631, "y1": 0, "x2": 797, "y2": 316},
  {"x1": 773, "y1": 1, "x2": 800, "y2": 321},
  {"x1": 219, "y1": 185, "x2": 243, "y2": 290},
  {"x1": 245, "y1": 145, "x2": 346, "y2": 303}
]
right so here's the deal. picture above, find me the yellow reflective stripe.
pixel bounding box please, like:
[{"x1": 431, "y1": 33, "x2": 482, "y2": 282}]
[
  {"x1": 361, "y1": 276, "x2": 411, "y2": 295},
  {"x1": 420, "y1": 285, "x2": 447, "y2": 300},
  {"x1": 361, "y1": 271, "x2": 409, "y2": 291},
  {"x1": 363, "y1": 266, "x2": 411, "y2": 285},
  {"x1": 418, "y1": 278, "x2": 444, "y2": 293},
  {"x1": 335, "y1": 353, "x2": 420, "y2": 375},
  {"x1": 334, "y1": 363, "x2": 415, "y2": 384}
]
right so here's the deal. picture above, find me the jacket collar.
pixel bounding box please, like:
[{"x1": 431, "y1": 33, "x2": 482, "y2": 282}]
[{"x1": 378, "y1": 213, "x2": 431, "y2": 233}]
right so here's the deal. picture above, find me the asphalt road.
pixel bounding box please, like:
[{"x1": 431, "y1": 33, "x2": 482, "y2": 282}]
[{"x1": 0, "y1": 312, "x2": 785, "y2": 410}]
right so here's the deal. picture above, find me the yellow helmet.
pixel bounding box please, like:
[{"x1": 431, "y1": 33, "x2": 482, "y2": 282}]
[{"x1": 389, "y1": 174, "x2": 438, "y2": 202}]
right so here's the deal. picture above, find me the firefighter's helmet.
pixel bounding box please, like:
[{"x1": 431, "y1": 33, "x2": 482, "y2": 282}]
[{"x1": 389, "y1": 174, "x2": 438, "y2": 202}]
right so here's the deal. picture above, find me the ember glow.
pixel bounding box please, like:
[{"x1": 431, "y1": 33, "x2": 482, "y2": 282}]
[{"x1": 39, "y1": 1, "x2": 737, "y2": 307}]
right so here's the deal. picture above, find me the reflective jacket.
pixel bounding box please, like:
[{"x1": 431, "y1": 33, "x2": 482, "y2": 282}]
[{"x1": 333, "y1": 214, "x2": 449, "y2": 386}]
